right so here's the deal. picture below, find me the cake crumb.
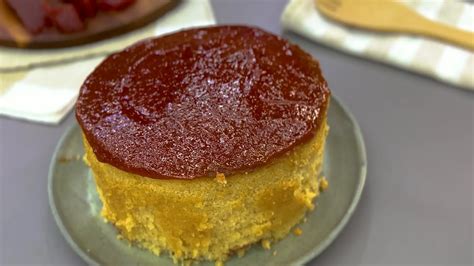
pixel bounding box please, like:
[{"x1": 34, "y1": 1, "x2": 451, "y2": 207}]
[
  {"x1": 303, "y1": 217, "x2": 308, "y2": 223},
  {"x1": 262, "y1": 239, "x2": 271, "y2": 250},
  {"x1": 215, "y1": 172, "x2": 227, "y2": 185},
  {"x1": 319, "y1": 177, "x2": 329, "y2": 191},
  {"x1": 215, "y1": 261, "x2": 224, "y2": 266},
  {"x1": 58, "y1": 154, "x2": 82, "y2": 163},
  {"x1": 117, "y1": 234, "x2": 124, "y2": 240},
  {"x1": 293, "y1": 227, "x2": 303, "y2": 236},
  {"x1": 236, "y1": 247, "x2": 247, "y2": 258},
  {"x1": 273, "y1": 250, "x2": 277, "y2": 256}
]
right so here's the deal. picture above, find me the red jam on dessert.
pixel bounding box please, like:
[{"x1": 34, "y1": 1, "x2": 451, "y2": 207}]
[{"x1": 76, "y1": 26, "x2": 330, "y2": 179}]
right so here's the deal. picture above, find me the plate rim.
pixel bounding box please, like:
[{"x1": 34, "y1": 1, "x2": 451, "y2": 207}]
[
  {"x1": 295, "y1": 95, "x2": 367, "y2": 265},
  {"x1": 48, "y1": 95, "x2": 367, "y2": 266},
  {"x1": 48, "y1": 123, "x2": 101, "y2": 266}
]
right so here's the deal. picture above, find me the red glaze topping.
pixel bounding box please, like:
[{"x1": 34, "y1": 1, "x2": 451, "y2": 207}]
[{"x1": 76, "y1": 25, "x2": 330, "y2": 179}]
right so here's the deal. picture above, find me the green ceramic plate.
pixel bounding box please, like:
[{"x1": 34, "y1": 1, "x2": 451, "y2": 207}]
[{"x1": 48, "y1": 95, "x2": 367, "y2": 266}]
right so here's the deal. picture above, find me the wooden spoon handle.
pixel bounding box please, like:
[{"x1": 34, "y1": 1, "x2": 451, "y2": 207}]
[{"x1": 413, "y1": 18, "x2": 474, "y2": 51}]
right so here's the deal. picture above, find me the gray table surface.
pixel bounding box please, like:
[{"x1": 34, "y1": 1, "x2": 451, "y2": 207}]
[{"x1": 1, "y1": 0, "x2": 473, "y2": 265}]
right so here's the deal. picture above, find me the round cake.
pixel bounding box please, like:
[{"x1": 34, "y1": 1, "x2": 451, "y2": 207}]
[{"x1": 76, "y1": 25, "x2": 330, "y2": 263}]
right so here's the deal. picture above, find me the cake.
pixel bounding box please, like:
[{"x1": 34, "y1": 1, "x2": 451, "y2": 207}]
[{"x1": 76, "y1": 25, "x2": 331, "y2": 264}]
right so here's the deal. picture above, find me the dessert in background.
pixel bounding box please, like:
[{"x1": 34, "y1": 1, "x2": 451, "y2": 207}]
[
  {"x1": 0, "y1": 0, "x2": 178, "y2": 48},
  {"x1": 5, "y1": 0, "x2": 136, "y2": 34}
]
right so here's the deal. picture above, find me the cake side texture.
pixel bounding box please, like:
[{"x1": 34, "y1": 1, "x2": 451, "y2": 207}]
[{"x1": 83, "y1": 116, "x2": 328, "y2": 263}]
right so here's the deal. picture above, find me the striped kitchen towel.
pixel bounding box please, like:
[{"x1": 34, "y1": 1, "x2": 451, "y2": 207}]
[
  {"x1": 281, "y1": 0, "x2": 474, "y2": 90},
  {"x1": 0, "y1": 0, "x2": 215, "y2": 124}
]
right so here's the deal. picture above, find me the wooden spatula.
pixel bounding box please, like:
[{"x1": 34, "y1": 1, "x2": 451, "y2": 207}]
[{"x1": 315, "y1": 0, "x2": 474, "y2": 50}]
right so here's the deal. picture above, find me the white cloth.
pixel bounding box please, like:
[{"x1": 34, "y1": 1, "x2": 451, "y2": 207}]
[
  {"x1": 281, "y1": 0, "x2": 474, "y2": 91},
  {"x1": 0, "y1": 0, "x2": 216, "y2": 124}
]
